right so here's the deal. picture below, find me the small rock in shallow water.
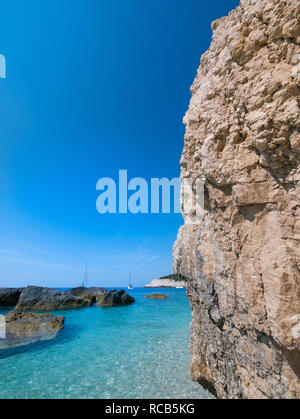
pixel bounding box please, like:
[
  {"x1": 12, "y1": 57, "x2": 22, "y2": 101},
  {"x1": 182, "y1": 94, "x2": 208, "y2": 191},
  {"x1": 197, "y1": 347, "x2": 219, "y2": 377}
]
[
  {"x1": 0, "y1": 311, "x2": 64, "y2": 349},
  {"x1": 145, "y1": 294, "x2": 167, "y2": 300}
]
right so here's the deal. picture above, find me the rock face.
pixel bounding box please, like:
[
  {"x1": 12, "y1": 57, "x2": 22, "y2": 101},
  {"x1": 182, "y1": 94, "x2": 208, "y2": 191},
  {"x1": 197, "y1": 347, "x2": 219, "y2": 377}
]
[
  {"x1": 174, "y1": 0, "x2": 300, "y2": 399},
  {"x1": 0, "y1": 311, "x2": 65, "y2": 349},
  {"x1": 16, "y1": 286, "x2": 91, "y2": 311},
  {"x1": 0, "y1": 288, "x2": 24, "y2": 307},
  {"x1": 97, "y1": 290, "x2": 135, "y2": 307}
]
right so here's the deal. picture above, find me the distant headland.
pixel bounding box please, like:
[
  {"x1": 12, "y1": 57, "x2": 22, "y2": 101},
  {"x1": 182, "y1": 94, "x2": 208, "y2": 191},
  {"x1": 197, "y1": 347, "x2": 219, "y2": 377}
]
[{"x1": 145, "y1": 274, "x2": 187, "y2": 289}]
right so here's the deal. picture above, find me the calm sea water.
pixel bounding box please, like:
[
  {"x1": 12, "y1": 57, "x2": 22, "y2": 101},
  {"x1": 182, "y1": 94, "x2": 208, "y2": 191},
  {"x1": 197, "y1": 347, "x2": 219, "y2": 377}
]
[{"x1": 0, "y1": 288, "x2": 213, "y2": 399}]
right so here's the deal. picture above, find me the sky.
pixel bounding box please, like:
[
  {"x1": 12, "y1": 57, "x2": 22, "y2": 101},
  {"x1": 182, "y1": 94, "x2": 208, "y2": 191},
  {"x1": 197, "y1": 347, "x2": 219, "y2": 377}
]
[{"x1": 0, "y1": 0, "x2": 239, "y2": 288}]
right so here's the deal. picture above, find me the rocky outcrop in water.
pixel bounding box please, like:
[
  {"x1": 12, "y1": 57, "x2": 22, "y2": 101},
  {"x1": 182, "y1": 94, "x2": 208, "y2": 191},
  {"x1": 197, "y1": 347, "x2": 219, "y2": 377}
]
[
  {"x1": 174, "y1": 0, "x2": 300, "y2": 399},
  {"x1": 0, "y1": 288, "x2": 24, "y2": 307},
  {"x1": 65, "y1": 287, "x2": 107, "y2": 304},
  {"x1": 16, "y1": 286, "x2": 91, "y2": 311},
  {"x1": 97, "y1": 290, "x2": 135, "y2": 307},
  {"x1": 0, "y1": 311, "x2": 64, "y2": 349},
  {"x1": 0, "y1": 286, "x2": 134, "y2": 311}
]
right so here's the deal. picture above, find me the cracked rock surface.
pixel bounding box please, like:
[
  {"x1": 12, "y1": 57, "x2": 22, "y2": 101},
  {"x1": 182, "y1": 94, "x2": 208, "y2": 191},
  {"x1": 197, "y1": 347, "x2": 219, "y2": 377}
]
[{"x1": 174, "y1": 0, "x2": 300, "y2": 399}]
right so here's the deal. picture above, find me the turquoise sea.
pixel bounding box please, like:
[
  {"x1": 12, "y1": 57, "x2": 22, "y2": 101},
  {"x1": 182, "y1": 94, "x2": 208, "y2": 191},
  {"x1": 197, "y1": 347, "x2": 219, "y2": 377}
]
[{"x1": 0, "y1": 288, "x2": 212, "y2": 399}]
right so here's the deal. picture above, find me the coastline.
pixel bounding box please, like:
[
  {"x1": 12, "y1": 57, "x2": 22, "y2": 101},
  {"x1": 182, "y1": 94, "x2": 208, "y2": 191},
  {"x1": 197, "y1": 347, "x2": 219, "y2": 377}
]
[
  {"x1": 144, "y1": 279, "x2": 186, "y2": 289},
  {"x1": 0, "y1": 288, "x2": 212, "y2": 399}
]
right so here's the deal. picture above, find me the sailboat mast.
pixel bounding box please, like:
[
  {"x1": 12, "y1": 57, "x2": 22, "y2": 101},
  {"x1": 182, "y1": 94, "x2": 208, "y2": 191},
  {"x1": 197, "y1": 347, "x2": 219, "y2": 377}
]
[
  {"x1": 129, "y1": 270, "x2": 132, "y2": 286},
  {"x1": 82, "y1": 261, "x2": 88, "y2": 287}
]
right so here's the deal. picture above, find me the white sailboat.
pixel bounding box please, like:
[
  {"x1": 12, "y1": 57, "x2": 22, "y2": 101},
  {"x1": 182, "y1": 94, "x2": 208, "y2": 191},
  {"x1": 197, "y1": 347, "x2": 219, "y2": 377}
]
[{"x1": 128, "y1": 270, "x2": 133, "y2": 290}]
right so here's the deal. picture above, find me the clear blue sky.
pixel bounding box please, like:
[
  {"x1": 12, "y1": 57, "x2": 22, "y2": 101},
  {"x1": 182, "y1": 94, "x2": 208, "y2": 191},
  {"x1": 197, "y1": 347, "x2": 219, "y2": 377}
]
[{"x1": 0, "y1": 0, "x2": 239, "y2": 288}]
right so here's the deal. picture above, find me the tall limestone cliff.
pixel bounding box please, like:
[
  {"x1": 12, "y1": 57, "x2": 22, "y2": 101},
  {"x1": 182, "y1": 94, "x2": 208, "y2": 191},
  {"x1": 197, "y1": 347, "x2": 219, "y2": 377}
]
[{"x1": 174, "y1": 0, "x2": 300, "y2": 399}]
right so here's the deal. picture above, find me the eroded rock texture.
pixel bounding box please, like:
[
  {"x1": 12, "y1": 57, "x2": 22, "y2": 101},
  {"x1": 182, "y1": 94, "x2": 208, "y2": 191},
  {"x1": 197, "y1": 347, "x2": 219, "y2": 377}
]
[{"x1": 174, "y1": 0, "x2": 300, "y2": 399}]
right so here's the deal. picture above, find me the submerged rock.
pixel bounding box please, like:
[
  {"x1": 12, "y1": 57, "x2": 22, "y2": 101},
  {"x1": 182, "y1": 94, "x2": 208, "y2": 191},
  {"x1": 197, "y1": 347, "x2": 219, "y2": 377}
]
[
  {"x1": 0, "y1": 288, "x2": 24, "y2": 307},
  {"x1": 145, "y1": 294, "x2": 167, "y2": 300},
  {"x1": 0, "y1": 311, "x2": 64, "y2": 349},
  {"x1": 16, "y1": 286, "x2": 91, "y2": 311},
  {"x1": 97, "y1": 290, "x2": 135, "y2": 307}
]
